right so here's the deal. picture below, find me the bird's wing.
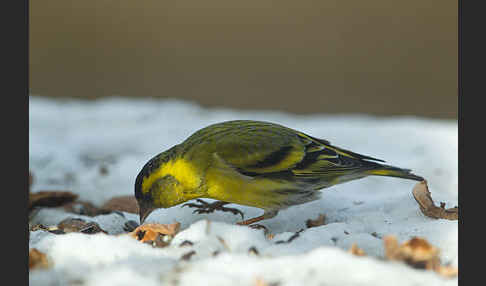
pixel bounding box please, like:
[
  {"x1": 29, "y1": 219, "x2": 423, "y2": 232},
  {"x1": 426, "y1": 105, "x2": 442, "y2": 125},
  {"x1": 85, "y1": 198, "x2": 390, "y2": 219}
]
[
  {"x1": 182, "y1": 120, "x2": 384, "y2": 179},
  {"x1": 213, "y1": 129, "x2": 307, "y2": 175},
  {"x1": 290, "y1": 133, "x2": 385, "y2": 179},
  {"x1": 211, "y1": 126, "x2": 384, "y2": 178}
]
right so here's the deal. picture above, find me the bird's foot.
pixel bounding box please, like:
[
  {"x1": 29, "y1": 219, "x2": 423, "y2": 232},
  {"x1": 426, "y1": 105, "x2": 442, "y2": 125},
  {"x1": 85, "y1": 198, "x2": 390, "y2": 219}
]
[{"x1": 182, "y1": 199, "x2": 245, "y2": 219}]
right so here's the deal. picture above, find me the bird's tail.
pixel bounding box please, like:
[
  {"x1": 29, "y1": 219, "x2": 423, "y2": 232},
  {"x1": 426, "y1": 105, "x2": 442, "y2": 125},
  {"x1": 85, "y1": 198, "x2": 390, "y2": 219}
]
[{"x1": 365, "y1": 164, "x2": 424, "y2": 182}]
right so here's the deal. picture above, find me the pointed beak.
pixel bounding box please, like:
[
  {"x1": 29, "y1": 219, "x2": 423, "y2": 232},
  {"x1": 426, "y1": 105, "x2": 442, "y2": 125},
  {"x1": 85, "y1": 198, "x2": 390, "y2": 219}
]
[{"x1": 138, "y1": 203, "x2": 156, "y2": 224}]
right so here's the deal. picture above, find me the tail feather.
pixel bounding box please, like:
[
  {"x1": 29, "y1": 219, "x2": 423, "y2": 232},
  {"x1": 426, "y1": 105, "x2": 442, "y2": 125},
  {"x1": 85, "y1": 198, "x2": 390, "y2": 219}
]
[{"x1": 366, "y1": 164, "x2": 424, "y2": 181}]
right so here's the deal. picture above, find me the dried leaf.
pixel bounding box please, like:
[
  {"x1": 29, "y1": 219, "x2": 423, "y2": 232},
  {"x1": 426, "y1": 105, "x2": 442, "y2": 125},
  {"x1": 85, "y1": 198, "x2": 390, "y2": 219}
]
[
  {"x1": 398, "y1": 237, "x2": 440, "y2": 266},
  {"x1": 412, "y1": 181, "x2": 458, "y2": 220},
  {"x1": 306, "y1": 214, "x2": 326, "y2": 228},
  {"x1": 29, "y1": 248, "x2": 49, "y2": 270},
  {"x1": 30, "y1": 224, "x2": 49, "y2": 232},
  {"x1": 349, "y1": 243, "x2": 366, "y2": 256},
  {"x1": 78, "y1": 222, "x2": 108, "y2": 234},
  {"x1": 57, "y1": 218, "x2": 107, "y2": 234},
  {"x1": 383, "y1": 235, "x2": 400, "y2": 260},
  {"x1": 101, "y1": 195, "x2": 139, "y2": 214},
  {"x1": 435, "y1": 264, "x2": 459, "y2": 278},
  {"x1": 58, "y1": 218, "x2": 87, "y2": 233},
  {"x1": 30, "y1": 224, "x2": 66, "y2": 234},
  {"x1": 144, "y1": 234, "x2": 174, "y2": 248},
  {"x1": 383, "y1": 235, "x2": 457, "y2": 278},
  {"x1": 129, "y1": 223, "x2": 180, "y2": 247},
  {"x1": 29, "y1": 191, "x2": 78, "y2": 210}
]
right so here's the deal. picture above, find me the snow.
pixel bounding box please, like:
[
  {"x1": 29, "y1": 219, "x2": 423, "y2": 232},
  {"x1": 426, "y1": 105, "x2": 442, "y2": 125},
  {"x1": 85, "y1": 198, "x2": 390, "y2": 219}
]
[{"x1": 29, "y1": 96, "x2": 458, "y2": 285}]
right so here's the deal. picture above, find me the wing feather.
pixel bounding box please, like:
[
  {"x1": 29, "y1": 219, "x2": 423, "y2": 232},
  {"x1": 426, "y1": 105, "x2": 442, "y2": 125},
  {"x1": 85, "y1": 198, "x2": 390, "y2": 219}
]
[
  {"x1": 291, "y1": 133, "x2": 384, "y2": 180},
  {"x1": 183, "y1": 121, "x2": 307, "y2": 174},
  {"x1": 182, "y1": 120, "x2": 384, "y2": 181}
]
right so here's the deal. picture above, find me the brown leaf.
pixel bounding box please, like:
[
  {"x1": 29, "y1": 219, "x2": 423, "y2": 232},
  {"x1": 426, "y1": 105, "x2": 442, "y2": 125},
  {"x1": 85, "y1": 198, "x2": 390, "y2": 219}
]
[
  {"x1": 383, "y1": 235, "x2": 401, "y2": 260},
  {"x1": 412, "y1": 181, "x2": 458, "y2": 220},
  {"x1": 29, "y1": 191, "x2": 78, "y2": 211},
  {"x1": 349, "y1": 243, "x2": 366, "y2": 256},
  {"x1": 435, "y1": 264, "x2": 459, "y2": 278},
  {"x1": 58, "y1": 218, "x2": 87, "y2": 233},
  {"x1": 57, "y1": 218, "x2": 107, "y2": 234},
  {"x1": 383, "y1": 235, "x2": 457, "y2": 278},
  {"x1": 29, "y1": 248, "x2": 49, "y2": 270},
  {"x1": 306, "y1": 214, "x2": 326, "y2": 228},
  {"x1": 129, "y1": 223, "x2": 180, "y2": 247},
  {"x1": 30, "y1": 224, "x2": 65, "y2": 234},
  {"x1": 101, "y1": 196, "x2": 139, "y2": 214}
]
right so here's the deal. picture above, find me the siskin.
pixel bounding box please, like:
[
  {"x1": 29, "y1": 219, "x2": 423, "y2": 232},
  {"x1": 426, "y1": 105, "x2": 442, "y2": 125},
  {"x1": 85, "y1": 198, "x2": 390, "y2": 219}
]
[{"x1": 135, "y1": 120, "x2": 423, "y2": 225}]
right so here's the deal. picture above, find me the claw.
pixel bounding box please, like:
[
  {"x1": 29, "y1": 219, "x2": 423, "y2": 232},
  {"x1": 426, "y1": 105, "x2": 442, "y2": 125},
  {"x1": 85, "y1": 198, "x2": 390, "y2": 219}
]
[
  {"x1": 181, "y1": 203, "x2": 198, "y2": 208},
  {"x1": 181, "y1": 199, "x2": 245, "y2": 219},
  {"x1": 225, "y1": 208, "x2": 245, "y2": 219},
  {"x1": 193, "y1": 209, "x2": 207, "y2": 215},
  {"x1": 181, "y1": 199, "x2": 210, "y2": 209}
]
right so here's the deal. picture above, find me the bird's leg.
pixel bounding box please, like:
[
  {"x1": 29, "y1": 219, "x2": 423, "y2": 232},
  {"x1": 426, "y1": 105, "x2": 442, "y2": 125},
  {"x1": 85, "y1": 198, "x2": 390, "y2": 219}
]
[
  {"x1": 182, "y1": 199, "x2": 244, "y2": 219},
  {"x1": 236, "y1": 215, "x2": 266, "y2": 225},
  {"x1": 236, "y1": 210, "x2": 278, "y2": 226}
]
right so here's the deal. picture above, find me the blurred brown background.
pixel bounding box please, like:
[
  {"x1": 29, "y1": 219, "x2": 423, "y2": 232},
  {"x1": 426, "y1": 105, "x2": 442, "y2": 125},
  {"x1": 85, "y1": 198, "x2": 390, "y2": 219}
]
[{"x1": 29, "y1": 0, "x2": 457, "y2": 119}]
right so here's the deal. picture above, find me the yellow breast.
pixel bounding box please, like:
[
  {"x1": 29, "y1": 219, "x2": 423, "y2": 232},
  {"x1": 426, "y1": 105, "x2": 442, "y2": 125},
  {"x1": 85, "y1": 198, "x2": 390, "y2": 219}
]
[{"x1": 204, "y1": 167, "x2": 290, "y2": 209}]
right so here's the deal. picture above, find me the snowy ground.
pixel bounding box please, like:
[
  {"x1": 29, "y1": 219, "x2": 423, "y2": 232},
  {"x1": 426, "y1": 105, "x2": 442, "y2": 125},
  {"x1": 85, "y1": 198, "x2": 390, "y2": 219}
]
[{"x1": 29, "y1": 96, "x2": 458, "y2": 286}]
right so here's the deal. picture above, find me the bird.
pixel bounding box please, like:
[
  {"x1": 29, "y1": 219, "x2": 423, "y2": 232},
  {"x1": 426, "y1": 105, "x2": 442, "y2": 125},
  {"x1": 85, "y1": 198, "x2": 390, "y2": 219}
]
[{"x1": 135, "y1": 120, "x2": 424, "y2": 225}]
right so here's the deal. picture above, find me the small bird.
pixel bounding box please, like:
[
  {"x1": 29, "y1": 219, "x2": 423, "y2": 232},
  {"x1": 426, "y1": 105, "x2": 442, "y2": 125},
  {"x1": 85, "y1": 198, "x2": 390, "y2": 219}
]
[{"x1": 135, "y1": 120, "x2": 424, "y2": 225}]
